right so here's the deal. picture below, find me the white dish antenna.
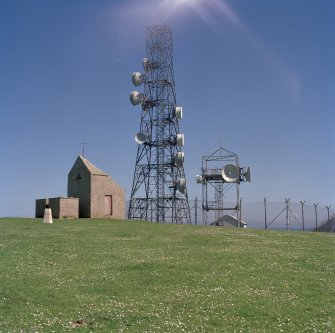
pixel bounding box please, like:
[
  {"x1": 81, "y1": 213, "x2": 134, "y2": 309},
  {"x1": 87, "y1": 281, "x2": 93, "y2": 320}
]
[
  {"x1": 176, "y1": 134, "x2": 184, "y2": 146},
  {"x1": 130, "y1": 91, "x2": 141, "y2": 105},
  {"x1": 132, "y1": 72, "x2": 143, "y2": 86},
  {"x1": 174, "y1": 151, "x2": 184, "y2": 167},
  {"x1": 222, "y1": 164, "x2": 239, "y2": 183},
  {"x1": 177, "y1": 178, "x2": 186, "y2": 193},
  {"x1": 175, "y1": 106, "x2": 183, "y2": 120},
  {"x1": 196, "y1": 175, "x2": 204, "y2": 183},
  {"x1": 245, "y1": 166, "x2": 251, "y2": 182},
  {"x1": 135, "y1": 132, "x2": 148, "y2": 145},
  {"x1": 143, "y1": 57, "x2": 153, "y2": 72}
]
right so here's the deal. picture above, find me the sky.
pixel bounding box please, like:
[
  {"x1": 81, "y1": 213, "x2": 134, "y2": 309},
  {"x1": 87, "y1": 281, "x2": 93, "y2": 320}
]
[{"x1": 0, "y1": 0, "x2": 334, "y2": 218}]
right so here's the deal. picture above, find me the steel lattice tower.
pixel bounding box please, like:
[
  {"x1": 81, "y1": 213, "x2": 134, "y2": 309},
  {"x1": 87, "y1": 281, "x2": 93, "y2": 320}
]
[
  {"x1": 197, "y1": 146, "x2": 251, "y2": 226},
  {"x1": 128, "y1": 24, "x2": 191, "y2": 224}
]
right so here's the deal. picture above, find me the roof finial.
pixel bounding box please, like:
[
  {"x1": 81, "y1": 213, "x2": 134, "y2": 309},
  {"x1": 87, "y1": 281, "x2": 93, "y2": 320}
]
[{"x1": 80, "y1": 139, "x2": 88, "y2": 158}]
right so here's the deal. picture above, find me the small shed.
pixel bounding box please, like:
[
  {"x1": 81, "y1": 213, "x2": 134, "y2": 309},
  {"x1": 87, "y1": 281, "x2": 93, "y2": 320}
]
[
  {"x1": 210, "y1": 214, "x2": 247, "y2": 228},
  {"x1": 67, "y1": 155, "x2": 125, "y2": 219},
  {"x1": 35, "y1": 197, "x2": 79, "y2": 219}
]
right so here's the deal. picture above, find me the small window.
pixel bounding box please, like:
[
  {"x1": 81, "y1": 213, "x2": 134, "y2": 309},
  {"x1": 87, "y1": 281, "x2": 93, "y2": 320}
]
[{"x1": 76, "y1": 173, "x2": 82, "y2": 180}]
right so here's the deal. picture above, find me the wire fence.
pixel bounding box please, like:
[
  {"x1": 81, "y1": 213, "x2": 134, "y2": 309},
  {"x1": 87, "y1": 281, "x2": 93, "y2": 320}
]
[
  {"x1": 315, "y1": 214, "x2": 335, "y2": 232},
  {"x1": 126, "y1": 199, "x2": 335, "y2": 232},
  {"x1": 188, "y1": 198, "x2": 334, "y2": 232}
]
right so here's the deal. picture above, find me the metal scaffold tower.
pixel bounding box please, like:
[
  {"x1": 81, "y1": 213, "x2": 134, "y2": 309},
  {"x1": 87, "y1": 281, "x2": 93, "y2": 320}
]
[
  {"x1": 197, "y1": 146, "x2": 251, "y2": 226},
  {"x1": 128, "y1": 24, "x2": 191, "y2": 224}
]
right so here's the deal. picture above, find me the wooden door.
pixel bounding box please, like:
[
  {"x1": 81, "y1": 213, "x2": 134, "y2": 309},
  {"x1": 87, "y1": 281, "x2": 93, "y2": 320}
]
[{"x1": 104, "y1": 195, "x2": 113, "y2": 216}]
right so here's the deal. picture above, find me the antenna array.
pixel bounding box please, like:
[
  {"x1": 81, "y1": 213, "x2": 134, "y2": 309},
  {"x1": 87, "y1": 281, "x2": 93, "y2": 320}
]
[
  {"x1": 197, "y1": 146, "x2": 250, "y2": 226},
  {"x1": 128, "y1": 24, "x2": 191, "y2": 224}
]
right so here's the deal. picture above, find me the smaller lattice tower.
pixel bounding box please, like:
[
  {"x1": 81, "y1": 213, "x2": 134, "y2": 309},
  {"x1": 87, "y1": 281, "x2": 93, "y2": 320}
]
[
  {"x1": 196, "y1": 146, "x2": 251, "y2": 226},
  {"x1": 128, "y1": 24, "x2": 191, "y2": 224}
]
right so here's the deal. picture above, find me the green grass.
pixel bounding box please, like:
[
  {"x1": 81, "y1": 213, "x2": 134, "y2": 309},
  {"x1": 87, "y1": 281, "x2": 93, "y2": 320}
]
[{"x1": 0, "y1": 218, "x2": 334, "y2": 333}]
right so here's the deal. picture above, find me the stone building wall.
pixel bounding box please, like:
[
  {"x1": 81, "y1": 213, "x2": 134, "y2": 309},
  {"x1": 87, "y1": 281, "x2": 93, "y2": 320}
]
[
  {"x1": 35, "y1": 199, "x2": 47, "y2": 218},
  {"x1": 57, "y1": 197, "x2": 79, "y2": 219},
  {"x1": 91, "y1": 174, "x2": 125, "y2": 219},
  {"x1": 35, "y1": 197, "x2": 79, "y2": 219},
  {"x1": 68, "y1": 161, "x2": 91, "y2": 218}
]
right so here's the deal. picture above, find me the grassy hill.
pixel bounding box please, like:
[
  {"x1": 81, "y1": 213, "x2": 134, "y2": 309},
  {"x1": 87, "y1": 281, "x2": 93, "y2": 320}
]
[{"x1": 0, "y1": 218, "x2": 334, "y2": 332}]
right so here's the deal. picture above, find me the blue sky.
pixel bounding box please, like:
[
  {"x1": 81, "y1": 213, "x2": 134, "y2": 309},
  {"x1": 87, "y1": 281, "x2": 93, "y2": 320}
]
[{"x1": 1, "y1": 0, "x2": 334, "y2": 217}]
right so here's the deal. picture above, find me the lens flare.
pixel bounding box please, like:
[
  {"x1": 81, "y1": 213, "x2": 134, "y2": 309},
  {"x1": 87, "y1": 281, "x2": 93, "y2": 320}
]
[
  {"x1": 108, "y1": 0, "x2": 300, "y2": 100},
  {"x1": 180, "y1": 0, "x2": 301, "y2": 99},
  {"x1": 160, "y1": 0, "x2": 202, "y2": 16},
  {"x1": 173, "y1": 0, "x2": 199, "y2": 5}
]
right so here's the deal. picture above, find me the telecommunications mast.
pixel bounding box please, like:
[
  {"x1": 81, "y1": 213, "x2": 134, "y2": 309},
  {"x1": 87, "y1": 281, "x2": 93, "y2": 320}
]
[
  {"x1": 197, "y1": 146, "x2": 251, "y2": 226},
  {"x1": 128, "y1": 24, "x2": 191, "y2": 224}
]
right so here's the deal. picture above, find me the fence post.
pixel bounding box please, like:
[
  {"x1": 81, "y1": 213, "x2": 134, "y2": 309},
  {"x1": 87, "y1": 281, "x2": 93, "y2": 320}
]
[
  {"x1": 194, "y1": 196, "x2": 198, "y2": 226},
  {"x1": 239, "y1": 197, "x2": 242, "y2": 228},
  {"x1": 326, "y1": 205, "x2": 331, "y2": 232},
  {"x1": 285, "y1": 198, "x2": 291, "y2": 231},
  {"x1": 300, "y1": 201, "x2": 306, "y2": 231},
  {"x1": 264, "y1": 198, "x2": 267, "y2": 229},
  {"x1": 313, "y1": 203, "x2": 319, "y2": 231}
]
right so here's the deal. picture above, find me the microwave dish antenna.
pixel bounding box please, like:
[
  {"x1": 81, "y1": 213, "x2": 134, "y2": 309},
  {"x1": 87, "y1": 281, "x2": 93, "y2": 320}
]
[
  {"x1": 175, "y1": 106, "x2": 183, "y2": 119},
  {"x1": 130, "y1": 91, "x2": 142, "y2": 105},
  {"x1": 132, "y1": 72, "x2": 143, "y2": 86},
  {"x1": 135, "y1": 132, "x2": 149, "y2": 145},
  {"x1": 176, "y1": 134, "x2": 184, "y2": 146},
  {"x1": 196, "y1": 175, "x2": 204, "y2": 183},
  {"x1": 174, "y1": 151, "x2": 184, "y2": 167},
  {"x1": 142, "y1": 57, "x2": 156, "y2": 72},
  {"x1": 177, "y1": 178, "x2": 186, "y2": 193},
  {"x1": 222, "y1": 164, "x2": 239, "y2": 183},
  {"x1": 240, "y1": 166, "x2": 251, "y2": 182}
]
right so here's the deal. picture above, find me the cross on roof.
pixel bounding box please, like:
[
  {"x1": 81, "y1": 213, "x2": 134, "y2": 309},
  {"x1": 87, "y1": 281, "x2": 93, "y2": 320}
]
[{"x1": 80, "y1": 139, "x2": 88, "y2": 158}]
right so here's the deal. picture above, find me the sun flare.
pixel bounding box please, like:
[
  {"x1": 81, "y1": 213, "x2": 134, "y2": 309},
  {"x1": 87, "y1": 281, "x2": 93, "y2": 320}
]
[{"x1": 169, "y1": 0, "x2": 201, "y2": 9}]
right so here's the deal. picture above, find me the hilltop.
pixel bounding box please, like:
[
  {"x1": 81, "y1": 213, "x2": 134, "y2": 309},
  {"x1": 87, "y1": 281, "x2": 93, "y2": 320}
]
[{"x1": 0, "y1": 218, "x2": 334, "y2": 332}]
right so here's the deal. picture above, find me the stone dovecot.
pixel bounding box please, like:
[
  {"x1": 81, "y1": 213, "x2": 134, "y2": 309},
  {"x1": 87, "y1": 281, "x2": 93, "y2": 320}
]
[{"x1": 68, "y1": 155, "x2": 125, "y2": 219}]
